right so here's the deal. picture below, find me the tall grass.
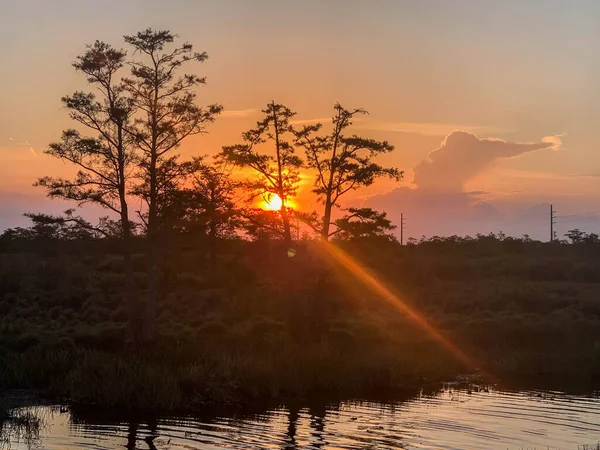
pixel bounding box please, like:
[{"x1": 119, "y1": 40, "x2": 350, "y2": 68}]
[
  {"x1": 0, "y1": 404, "x2": 43, "y2": 450},
  {"x1": 2, "y1": 236, "x2": 600, "y2": 410}
]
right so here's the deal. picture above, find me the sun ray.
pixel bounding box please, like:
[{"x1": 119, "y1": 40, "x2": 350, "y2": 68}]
[{"x1": 316, "y1": 240, "x2": 497, "y2": 384}]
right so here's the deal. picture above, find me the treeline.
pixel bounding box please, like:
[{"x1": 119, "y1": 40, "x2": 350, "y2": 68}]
[
  {"x1": 407, "y1": 230, "x2": 600, "y2": 246},
  {"x1": 11, "y1": 28, "x2": 401, "y2": 345}
]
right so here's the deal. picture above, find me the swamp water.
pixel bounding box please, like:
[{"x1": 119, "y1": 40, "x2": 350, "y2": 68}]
[{"x1": 2, "y1": 386, "x2": 600, "y2": 449}]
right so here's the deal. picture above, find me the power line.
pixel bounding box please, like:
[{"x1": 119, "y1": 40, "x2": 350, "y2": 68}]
[
  {"x1": 550, "y1": 204, "x2": 556, "y2": 242},
  {"x1": 400, "y1": 213, "x2": 406, "y2": 245}
]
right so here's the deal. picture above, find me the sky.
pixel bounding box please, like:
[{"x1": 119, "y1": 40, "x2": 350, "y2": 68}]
[{"x1": 2, "y1": 0, "x2": 600, "y2": 240}]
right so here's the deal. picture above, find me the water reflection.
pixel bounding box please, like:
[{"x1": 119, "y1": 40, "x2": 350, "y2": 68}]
[
  {"x1": 308, "y1": 404, "x2": 326, "y2": 449},
  {"x1": 2, "y1": 387, "x2": 600, "y2": 449},
  {"x1": 285, "y1": 403, "x2": 300, "y2": 449},
  {"x1": 125, "y1": 421, "x2": 138, "y2": 450},
  {"x1": 0, "y1": 406, "x2": 46, "y2": 450}
]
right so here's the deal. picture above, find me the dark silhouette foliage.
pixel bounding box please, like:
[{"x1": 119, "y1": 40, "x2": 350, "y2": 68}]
[
  {"x1": 122, "y1": 28, "x2": 222, "y2": 342},
  {"x1": 220, "y1": 102, "x2": 302, "y2": 245},
  {"x1": 295, "y1": 103, "x2": 402, "y2": 240}
]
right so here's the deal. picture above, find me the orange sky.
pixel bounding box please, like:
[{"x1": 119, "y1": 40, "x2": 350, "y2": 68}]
[{"x1": 3, "y1": 1, "x2": 600, "y2": 238}]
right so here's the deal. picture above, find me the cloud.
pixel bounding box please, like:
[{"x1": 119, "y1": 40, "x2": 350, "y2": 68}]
[
  {"x1": 362, "y1": 121, "x2": 497, "y2": 136},
  {"x1": 220, "y1": 109, "x2": 257, "y2": 118},
  {"x1": 541, "y1": 133, "x2": 565, "y2": 150},
  {"x1": 355, "y1": 130, "x2": 568, "y2": 240},
  {"x1": 290, "y1": 117, "x2": 331, "y2": 125},
  {"x1": 412, "y1": 131, "x2": 555, "y2": 191},
  {"x1": 6, "y1": 137, "x2": 37, "y2": 156}
]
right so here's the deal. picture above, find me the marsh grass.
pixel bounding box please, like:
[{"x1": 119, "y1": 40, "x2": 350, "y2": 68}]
[
  {"x1": 0, "y1": 404, "x2": 44, "y2": 450},
  {"x1": 2, "y1": 236, "x2": 600, "y2": 410}
]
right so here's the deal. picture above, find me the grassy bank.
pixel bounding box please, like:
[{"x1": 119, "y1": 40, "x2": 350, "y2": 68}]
[{"x1": 1, "y1": 234, "x2": 600, "y2": 410}]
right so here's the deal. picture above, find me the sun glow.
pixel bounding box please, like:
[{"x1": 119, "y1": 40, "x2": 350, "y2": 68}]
[{"x1": 262, "y1": 194, "x2": 283, "y2": 211}]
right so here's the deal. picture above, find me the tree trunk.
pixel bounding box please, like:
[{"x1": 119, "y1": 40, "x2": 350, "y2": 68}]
[
  {"x1": 280, "y1": 202, "x2": 292, "y2": 245},
  {"x1": 144, "y1": 69, "x2": 160, "y2": 345},
  {"x1": 209, "y1": 218, "x2": 217, "y2": 271},
  {"x1": 321, "y1": 197, "x2": 332, "y2": 241},
  {"x1": 117, "y1": 124, "x2": 137, "y2": 345},
  {"x1": 145, "y1": 243, "x2": 158, "y2": 343},
  {"x1": 144, "y1": 153, "x2": 158, "y2": 344},
  {"x1": 270, "y1": 102, "x2": 292, "y2": 246},
  {"x1": 121, "y1": 210, "x2": 137, "y2": 345}
]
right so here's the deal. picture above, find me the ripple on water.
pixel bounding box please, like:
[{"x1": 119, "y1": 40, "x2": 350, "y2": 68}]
[{"x1": 3, "y1": 388, "x2": 600, "y2": 450}]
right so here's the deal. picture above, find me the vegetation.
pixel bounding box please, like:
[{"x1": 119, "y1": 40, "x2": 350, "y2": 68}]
[
  {"x1": 2, "y1": 27, "x2": 599, "y2": 413},
  {"x1": 220, "y1": 102, "x2": 302, "y2": 245},
  {"x1": 34, "y1": 40, "x2": 139, "y2": 342},
  {"x1": 294, "y1": 103, "x2": 401, "y2": 240},
  {"x1": 0, "y1": 401, "x2": 42, "y2": 449},
  {"x1": 1, "y1": 228, "x2": 600, "y2": 410},
  {"x1": 122, "y1": 29, "x2": 222, "y2": 343}
]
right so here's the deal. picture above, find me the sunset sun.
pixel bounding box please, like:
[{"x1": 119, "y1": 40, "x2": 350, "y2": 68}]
[{"x1": 262, "y1": 194, "x2": 283, "y2": 211}]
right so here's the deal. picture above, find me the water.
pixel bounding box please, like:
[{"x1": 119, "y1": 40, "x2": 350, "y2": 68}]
[{"x1": 3, "y1": 386, "x2": 600, "y2": 449}]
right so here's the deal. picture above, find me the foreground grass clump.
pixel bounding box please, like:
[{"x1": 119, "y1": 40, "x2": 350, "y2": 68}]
[
  {"x1": 0, "y1": 401, "x2": 43, "y2": 449},
  {"x1": 2, "y1": 235, "x2": 600, "y2": 410},
  {"x1": 0, "y1": 336, "x2": 459, "y2": 410}
]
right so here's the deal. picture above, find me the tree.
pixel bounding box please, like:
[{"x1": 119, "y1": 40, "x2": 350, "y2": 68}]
[
  {"x1": 565, "y1": 229, "x2": 600, "y2": 244},
  {"x1": 123, "y1": 29, "x2": 222, "y2": 342},
  {"x1": 35, "y1": 41, "x2": 140, "y2": 343},
  {"x1": 240, "y1": 208, "x2": 287, "y2": 242},
  {"x1": 295, "y1": 103, "x2": 402, "y2": 240},
  {"x1": 0, "y1": 211, "x2": 103, "y2": 241},
  {"x1": 147, "y1": 159, "x2": 241, "y2": 269},
  {"x1": 220, "y1": 102, "x2": 302, "y2": 245},
  {"x1": 24, "y1": 210, "x2": 120, "y2": 240},
  {"x1": 331, "y1": 207, "x2": 397, "y2": 242},
  {"x1": 565, "y1": 229, "x2": 585, "y2": 244},
  {"x1": 191, "y1": 161, "x2": 240, "y2": 268}
]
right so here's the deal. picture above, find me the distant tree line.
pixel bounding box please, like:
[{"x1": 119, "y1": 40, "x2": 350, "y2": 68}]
[{"x1": 406, "y1": 230, "x2": 600, "y2": 246}]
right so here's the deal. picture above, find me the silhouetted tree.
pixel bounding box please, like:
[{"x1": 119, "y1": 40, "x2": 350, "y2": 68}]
[
  {"x1": 35, "y1": 41, "x2": 140, "y2": 342},
  {"x1": 331, "y1": 207, "x2": 397, "y2": 242},
  {"x1": 565, "y1": 228, "x2": 600, "y2": 244},
  {"x1": 147, "y1": 159, "x2": 241, "y2": 270},
  {"x1": 0, "y1": 211, "x2": 109, "y2": 241},
  {"x1": 240, "y1": 208, "x2": 286, "y2": 242},
  {"x1": 133, "y1": 156, "x2": 203, "y2": 234},
  {"x1": 220, "y1": 102, "x2": 302, "y2": 245},
  {"x1": 566, "y1": 229, "x2": 585, "y2": 244},
  {"x1": 24, "y1": 210, "x2": 119, "y2": 240},
  {"x1": 123, "y1": 29, "x2": 222, "y2": 342},
  {"x1": 295, "y1": 103, "x2": 402, "y2": 240},
  {"x1": 191, "y1": 161, "x2": 241, "y2": 268}
]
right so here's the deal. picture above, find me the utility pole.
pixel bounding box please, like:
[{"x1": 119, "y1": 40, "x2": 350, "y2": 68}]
[
  {"x1": 400, "y1": 213, "x2": 406, "y2": 245},
  {"x1": 550, "y1": 204, "x2": 556, "y2": 242}
]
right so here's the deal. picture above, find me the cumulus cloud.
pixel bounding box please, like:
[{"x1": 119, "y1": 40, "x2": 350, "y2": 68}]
[
  {"x1": 358, "y1": 130, "x2": 569, "y2": 240},
  {"x1": 412, "y1": 131, "x2": 556, "y2": 191}
]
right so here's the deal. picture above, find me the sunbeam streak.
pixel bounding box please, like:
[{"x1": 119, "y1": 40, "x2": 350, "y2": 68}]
[{"x1": 317, "y1": 240, "x2": 495, "y2": 383}]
